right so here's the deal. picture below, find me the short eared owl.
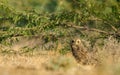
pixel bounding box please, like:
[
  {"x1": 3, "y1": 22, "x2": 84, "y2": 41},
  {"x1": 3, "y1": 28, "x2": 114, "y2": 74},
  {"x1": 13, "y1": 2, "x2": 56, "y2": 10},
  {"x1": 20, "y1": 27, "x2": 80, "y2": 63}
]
[{"x1": 70, "y1": 38, "x2": 97, "y2": 65}]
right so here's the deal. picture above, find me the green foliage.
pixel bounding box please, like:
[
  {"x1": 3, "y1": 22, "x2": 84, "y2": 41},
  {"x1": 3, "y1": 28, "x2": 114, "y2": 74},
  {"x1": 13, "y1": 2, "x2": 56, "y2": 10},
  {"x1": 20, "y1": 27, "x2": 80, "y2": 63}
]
[{"x1": 0, "y1": 0, "x2": 120, "y2": 54}]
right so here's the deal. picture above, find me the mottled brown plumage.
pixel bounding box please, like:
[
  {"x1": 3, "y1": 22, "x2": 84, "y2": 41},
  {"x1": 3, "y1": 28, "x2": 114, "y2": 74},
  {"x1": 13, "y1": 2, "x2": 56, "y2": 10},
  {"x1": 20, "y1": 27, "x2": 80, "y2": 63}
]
[{"x1": 70, "y1": 38, "x2": 97, "y2": 65}]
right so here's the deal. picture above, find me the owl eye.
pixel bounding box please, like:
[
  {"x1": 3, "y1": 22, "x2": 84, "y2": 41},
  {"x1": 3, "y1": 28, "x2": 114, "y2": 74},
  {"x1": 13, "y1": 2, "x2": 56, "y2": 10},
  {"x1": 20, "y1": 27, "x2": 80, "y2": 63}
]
[
  {"x1": 77, "y1": 40, "x2": 80, "y2": 43},
  {"x1": 71, "y1": 40, "x2": 74, "y2": 43},
  {"x1": 76, "y1": 39, "x2": 81, "y2": 44}
]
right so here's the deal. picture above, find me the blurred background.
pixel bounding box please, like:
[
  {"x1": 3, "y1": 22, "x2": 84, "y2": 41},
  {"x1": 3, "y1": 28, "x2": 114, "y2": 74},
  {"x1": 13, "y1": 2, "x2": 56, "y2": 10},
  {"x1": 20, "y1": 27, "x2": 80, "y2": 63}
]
[{"x1": 0, "y1": 0, "x2": 120, "y2": 53}]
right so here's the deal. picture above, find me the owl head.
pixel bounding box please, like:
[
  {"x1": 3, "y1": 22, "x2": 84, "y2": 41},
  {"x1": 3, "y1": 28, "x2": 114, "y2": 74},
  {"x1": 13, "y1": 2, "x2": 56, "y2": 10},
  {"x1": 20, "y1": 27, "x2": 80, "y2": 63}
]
[
  {"x1": 70, "y1": 38, "x2": 83, "y2": 51},
  {"x1": 71, "y1": 38, "x2": 82, "y2": 46}
]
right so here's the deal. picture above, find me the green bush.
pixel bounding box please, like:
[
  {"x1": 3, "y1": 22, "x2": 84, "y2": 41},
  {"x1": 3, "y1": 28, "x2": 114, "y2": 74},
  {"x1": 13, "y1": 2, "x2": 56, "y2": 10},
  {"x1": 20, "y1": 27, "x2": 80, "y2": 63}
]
[{"x1": 0, "y1": 0, "x2": 120, "y2": 54}]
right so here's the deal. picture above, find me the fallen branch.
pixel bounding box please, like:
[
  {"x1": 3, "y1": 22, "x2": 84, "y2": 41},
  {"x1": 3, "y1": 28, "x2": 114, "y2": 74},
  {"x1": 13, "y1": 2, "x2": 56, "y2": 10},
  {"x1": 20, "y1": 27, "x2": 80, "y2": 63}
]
[{"x1": 64, "y1": 22, "x2": 120, "y2": 37}]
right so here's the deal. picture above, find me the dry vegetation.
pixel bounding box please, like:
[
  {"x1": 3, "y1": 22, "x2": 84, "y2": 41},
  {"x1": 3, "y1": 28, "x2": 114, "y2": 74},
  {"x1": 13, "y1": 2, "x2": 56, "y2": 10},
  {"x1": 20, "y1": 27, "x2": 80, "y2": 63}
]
[{"x1": 0, "y1": 37, "x2": 120, "y2": 75}]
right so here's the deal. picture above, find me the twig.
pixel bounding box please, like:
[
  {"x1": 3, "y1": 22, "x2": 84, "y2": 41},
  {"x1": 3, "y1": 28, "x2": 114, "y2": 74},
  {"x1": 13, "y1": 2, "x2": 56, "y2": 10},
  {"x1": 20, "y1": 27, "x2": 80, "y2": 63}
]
[
  {"x1": 65, "y1": 22, "x2": 109, "y2": 34},
  {"x1": 64, "y1": 22, "x2": 120, "y2": 38}
]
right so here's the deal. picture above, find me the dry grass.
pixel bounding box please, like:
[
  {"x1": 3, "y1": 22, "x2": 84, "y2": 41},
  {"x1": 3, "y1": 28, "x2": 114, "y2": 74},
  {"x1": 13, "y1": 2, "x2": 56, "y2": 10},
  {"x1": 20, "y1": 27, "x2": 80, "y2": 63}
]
[{"x1": 0, "y1": 37, "x2": 120, "y2": 75}]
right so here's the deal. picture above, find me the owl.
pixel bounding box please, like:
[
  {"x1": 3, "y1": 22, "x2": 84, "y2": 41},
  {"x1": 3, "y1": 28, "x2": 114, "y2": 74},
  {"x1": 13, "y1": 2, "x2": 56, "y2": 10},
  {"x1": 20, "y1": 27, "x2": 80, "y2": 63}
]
[{"x1": 70, "y1": 38, "x2": 97, "y2": 65}]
